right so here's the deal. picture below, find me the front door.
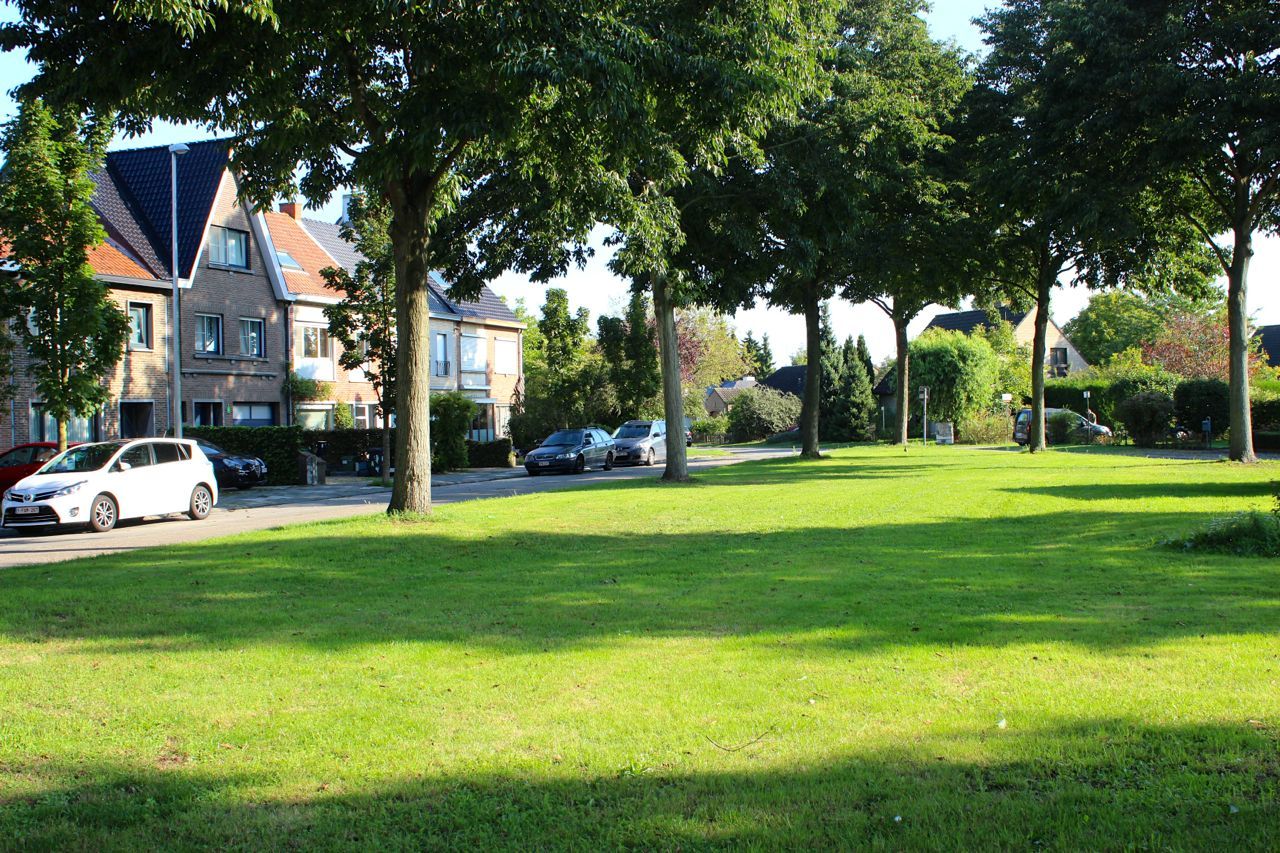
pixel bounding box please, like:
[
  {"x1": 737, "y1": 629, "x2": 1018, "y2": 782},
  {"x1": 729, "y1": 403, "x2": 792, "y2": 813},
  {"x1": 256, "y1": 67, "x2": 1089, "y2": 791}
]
[{"x1": 119, "y1": 402, "x2": 155, "y2": 439}]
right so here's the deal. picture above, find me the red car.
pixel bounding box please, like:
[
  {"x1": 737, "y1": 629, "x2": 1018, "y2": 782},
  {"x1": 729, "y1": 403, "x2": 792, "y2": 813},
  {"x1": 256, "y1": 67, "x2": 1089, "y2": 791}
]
[{"x1": 0, "y1": 442, "x2": 67, "y2": 495}]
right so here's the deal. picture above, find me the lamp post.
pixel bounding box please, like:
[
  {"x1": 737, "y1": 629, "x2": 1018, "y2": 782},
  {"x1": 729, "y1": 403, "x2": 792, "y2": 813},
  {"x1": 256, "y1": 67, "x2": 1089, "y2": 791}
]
[
  {"x1": 169, "y1": 143, "x2": 189, "y2": 438},
  {"x1": 919, "y1": 386, "x2": 930, "y2": 447}
]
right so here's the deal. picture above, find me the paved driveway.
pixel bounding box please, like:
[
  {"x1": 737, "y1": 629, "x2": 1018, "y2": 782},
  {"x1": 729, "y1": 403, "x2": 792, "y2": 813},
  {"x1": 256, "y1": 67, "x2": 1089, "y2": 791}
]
[{"x1": 0, "y1": 447, "x2": 790, "y2": 569}]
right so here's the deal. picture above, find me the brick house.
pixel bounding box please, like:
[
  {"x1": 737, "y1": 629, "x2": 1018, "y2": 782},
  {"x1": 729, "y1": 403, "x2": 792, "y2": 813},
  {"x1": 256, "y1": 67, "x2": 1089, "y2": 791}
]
[{"x1": 2, "y1": 140, "x2": 524, "y2": 447}]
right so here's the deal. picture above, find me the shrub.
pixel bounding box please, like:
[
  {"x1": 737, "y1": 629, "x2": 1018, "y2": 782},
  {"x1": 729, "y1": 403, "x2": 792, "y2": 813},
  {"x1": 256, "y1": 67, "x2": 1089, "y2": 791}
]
[
  {"x1": 907, "y1": 328, "x2": 1000, "y2": 425},
  {"x1": 184, "y1": 425, "x2": 305, "y2": 485},
  {"x1": 1045, "y1": 351, "x2": 1179, "y2": 429},
  {"x1": 1253, "y1": 396, "x2": 1280, "y2": 430},
  {"x1": 1047, "y1": 411, "x2": 1078, "y2": 445},
  {"x1": 332, "y1": 402, "x2": 355, "y2": 430},
  {"x1": 1172, "y1": 501, "x2": 1280, "y2": 558},
  {"x1": 691, "y1": 415, "x2": 729, "y2": 442},
  {"x1": 1117, "y1": 392, "x2": 1175, "y2": 448},
  {"x1": 727, "y1": 386, "x2": 802, "y2": 441},
  {"x1": 430, "y1": 392, "x2": 477, "y2": 472},
  {"x1": 1174, "y1": 379, "x2": 1229, "y2": 437},
  {"x1": 467, "y1": 438, "x2": 515, "y2": 468},
  {"x1": 956, "y1": 410, "x2": 1011, "y2": 445}
]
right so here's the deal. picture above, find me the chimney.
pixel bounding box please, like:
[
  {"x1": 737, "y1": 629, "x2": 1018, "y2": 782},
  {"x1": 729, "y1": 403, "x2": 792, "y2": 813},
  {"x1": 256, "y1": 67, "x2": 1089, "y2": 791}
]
[{"x1": 279, "y1": 201, "x2": 302, "y2": 220}]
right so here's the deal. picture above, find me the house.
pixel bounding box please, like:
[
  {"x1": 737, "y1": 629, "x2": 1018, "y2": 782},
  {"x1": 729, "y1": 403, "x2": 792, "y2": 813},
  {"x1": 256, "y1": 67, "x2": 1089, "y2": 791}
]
[
  {"x1": 1256, "y1": 325, "x2": 1280, "y2": 368},
  {"x1": 760, "y1": 365, "x2": 806, "y2": 398},
  {"x1": 703, "y1": 377, "x2": 756, "y2": 416},
  {"x1": 2, "y1": 139, "x2": 524, "y2": 448},
  {"x1": 924, "y1": 306, "x2": 1089, "y2": 377}
]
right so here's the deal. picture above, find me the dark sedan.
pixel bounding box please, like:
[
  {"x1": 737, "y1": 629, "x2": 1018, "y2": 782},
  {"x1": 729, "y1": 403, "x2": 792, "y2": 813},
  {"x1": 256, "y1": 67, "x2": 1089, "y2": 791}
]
[
  {"x1": 524, "y1": 427, "x2": 615, "y2": 475},
  {"x1": 194, "y1": 439, "x2": 269, "y2": 489}
]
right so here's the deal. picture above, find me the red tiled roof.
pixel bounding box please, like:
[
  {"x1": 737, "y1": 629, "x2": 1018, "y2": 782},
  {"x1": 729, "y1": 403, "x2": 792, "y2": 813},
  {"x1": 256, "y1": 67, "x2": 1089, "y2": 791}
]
[
  {"x1": 88, "y1": 241, "x2": 157, "y2": 280},
  {"x1": 262, "y1": 210, "x2": 341, "y2": 298}
]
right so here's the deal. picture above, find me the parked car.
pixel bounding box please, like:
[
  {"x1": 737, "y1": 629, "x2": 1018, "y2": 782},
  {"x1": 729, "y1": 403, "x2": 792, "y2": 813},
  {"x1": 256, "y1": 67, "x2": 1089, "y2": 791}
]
[
  {"x1": 1, "y1": 439, "x2": 218, "y2": 533},
  {"x1": 194, "y1": 439, "x2": 268, "y2": 489},
  {"x1": 0, "y1": 442, "x2": 66, "y2": 494},
  {"x1": 612, "y1": 419, "x2": 667, "y2": 466},
  {"x1": 1014, "y1": 408, "x2": 1113, "y2": 445},
  {"x1": 524, "y1": 427, "x2": 615, "y2": 475}
]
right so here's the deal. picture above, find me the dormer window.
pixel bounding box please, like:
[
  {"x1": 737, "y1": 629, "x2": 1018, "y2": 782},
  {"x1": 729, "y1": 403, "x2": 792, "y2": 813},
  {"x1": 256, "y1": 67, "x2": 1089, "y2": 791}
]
[
  {"x1": 209, "y1": 225, "x2": 249, "y2": 269},
  {"x1": 276, "y1": 250, "x2": 304, "y2": 271}
]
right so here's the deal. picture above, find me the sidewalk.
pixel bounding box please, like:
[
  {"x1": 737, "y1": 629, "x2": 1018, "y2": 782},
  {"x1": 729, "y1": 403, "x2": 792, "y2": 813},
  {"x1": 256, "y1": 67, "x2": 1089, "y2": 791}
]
[{"x1": 220, "y1": 466, "x2": 527, "y2": 511}]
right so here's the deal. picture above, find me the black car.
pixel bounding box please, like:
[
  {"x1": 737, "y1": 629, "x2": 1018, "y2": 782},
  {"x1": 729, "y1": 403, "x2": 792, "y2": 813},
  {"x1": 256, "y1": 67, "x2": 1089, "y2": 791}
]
[
  {"x1": 194, "y1": 439, "x2": 269, "y2": 489},
  {"x1": 524, "y1": 427, "x2": 615, "y2": 475}
]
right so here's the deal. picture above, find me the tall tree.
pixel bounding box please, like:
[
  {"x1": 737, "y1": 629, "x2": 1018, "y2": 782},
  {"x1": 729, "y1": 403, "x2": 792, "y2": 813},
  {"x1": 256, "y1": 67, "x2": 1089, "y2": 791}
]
[
  {"x1": 855, "y1": 335, "x2": 875, "y2": 389},
  {"x1": 597, "y1": 291, "x2": 661, "y2": 421},
  {"x1": 965, "y1": 0, "x2": 1214, "y2": 453},
  {"x1": 0, "y1": 99, "x2": 129, "y2": 452},
  {"x1": 742, "y1": 332, "x2": 770, "y2": 379},
  {"x1": 322, "y1": 193, "x2": 396, "y2": 486},
  {"x1": 1062, "y1": 292, "x2": 1166, "y2": 367},
  {"x1": 830, "y1": 335, "x2": 876, "y2": 441},
  {"x1": 4, "y1": 1, "x2": 812, "y2": 509},
  {"x1": 759, "y1": 333, "x2": 776, "y2": 376},
  {"x1": 816, "y1": 305, "x2": 845, "y2": 443},
  {"x1": 1053, "y1": 0, "x2": 1280, "y2": 462}
]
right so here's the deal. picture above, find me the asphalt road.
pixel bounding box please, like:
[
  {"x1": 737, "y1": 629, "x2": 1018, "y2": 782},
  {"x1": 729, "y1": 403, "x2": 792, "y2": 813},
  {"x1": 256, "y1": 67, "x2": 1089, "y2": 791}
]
[{"x1": 0, "y1": 446, "x2": 792, "y2": 569}]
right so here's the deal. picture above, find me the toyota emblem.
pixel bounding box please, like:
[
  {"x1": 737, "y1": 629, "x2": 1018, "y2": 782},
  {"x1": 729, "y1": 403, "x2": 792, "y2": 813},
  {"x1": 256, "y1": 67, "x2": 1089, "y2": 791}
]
[{"x1": 22, "y1": 493, "x2": 32, "y2": 503}]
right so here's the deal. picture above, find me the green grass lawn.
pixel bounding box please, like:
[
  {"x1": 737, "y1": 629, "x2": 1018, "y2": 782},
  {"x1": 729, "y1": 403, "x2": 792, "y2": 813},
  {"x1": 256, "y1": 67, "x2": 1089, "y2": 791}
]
[{"x1": 2, "y1": 447, "x2": 1278, "y2": 849}]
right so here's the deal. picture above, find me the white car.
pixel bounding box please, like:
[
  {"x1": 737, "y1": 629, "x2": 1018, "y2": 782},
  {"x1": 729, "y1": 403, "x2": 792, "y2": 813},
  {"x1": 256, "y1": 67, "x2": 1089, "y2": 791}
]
[{"x1": 1, "y1": 439, "x2": 218, "y2": 533}]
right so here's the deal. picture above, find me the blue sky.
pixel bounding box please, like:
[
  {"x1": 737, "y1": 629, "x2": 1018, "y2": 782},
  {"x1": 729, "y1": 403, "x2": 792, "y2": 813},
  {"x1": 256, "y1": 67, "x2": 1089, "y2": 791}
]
[{"x1": 1, "y1": 3, "x2": 1273, "y2": 361}]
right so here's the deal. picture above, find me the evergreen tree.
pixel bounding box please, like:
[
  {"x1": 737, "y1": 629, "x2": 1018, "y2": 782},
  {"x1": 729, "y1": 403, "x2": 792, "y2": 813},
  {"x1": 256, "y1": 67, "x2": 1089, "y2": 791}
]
[
  {"x1": 742, "y1": 332, "x2": 770, "y2": 378},
  {"x1": 816, "y1": 305, "x2": 845, "y2": 441},
  {"x1": 0, "y1": 98, "x2": 128, "y2": 451},
  {"x1": 832, "y1": 336, "x2": 876, "y2": 441},
  {"x1": 856, "y1": 335, "x2": 875, "y2": 388},
  {"x1": 598, "y1": 291, "x2": 661, "y2": 420},
  {"x1": 759, "y1": 333, "x2": 776, "y2": 376}
]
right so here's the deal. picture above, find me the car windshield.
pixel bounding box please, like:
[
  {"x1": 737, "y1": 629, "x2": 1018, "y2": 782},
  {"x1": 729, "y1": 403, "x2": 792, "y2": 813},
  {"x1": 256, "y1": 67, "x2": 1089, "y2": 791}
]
[
  {"x1": 37, "y1": 442, "x2": 126, "y2": 474},
  {"x1": 0, "y1": 447, "x2": 31, "y2": 467},
  {"x1": 198, "y1": 441, "x2": 224, "y2": 456},
  {"x1": 615, "y1": 425, "x2": 651, "y2": 439},
  {"x1": 542, "y1": 430, "x2": 583, "y2": 446}
]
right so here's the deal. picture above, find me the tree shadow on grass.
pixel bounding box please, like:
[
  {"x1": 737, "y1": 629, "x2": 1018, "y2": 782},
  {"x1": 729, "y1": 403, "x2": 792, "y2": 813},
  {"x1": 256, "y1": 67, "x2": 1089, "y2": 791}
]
[
  {"x1": 1, "y1": 507, "x2": 1276, "y2": 655},
  {"x1": 3, "y1": 719, "x2": 1275, "y2": 850},
  {"x1": 1005, "y1": 482, "x2": 1278, "y2": 502}
]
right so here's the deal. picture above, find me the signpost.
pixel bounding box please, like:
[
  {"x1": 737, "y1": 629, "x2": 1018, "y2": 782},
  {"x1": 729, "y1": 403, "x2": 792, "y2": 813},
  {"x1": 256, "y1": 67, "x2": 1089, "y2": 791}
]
[{"x1": 919, "y1": 386, "x2": 930, "y2": 446}]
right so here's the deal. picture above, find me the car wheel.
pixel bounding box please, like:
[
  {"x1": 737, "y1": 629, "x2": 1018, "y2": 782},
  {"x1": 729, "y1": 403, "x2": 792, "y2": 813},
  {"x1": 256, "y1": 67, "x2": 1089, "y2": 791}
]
[
  {"x1": 574, "y1": 455, "x2": 585, "y2": 474},
  {"x1": 527, "y1": 469, "x2": 539, "y2": 477},
  {"x1": 89, "y1": 494, "x2": 117, "y2": 533},
  {"x1": 646, "y1": 448, "x2": 656, "y2": 466},
  {"x1": 604, "y1": 452, "x2": 614, "y2": 471},
  {"x1": 188, "y1": 485, "x2": 213, "y2": 521}
]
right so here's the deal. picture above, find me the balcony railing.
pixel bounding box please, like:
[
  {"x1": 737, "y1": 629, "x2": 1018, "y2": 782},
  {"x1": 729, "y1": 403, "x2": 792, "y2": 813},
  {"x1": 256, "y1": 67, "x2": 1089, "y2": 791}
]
[{"x1": 434, "y1": 360, "x2": 451, "y2": 377}]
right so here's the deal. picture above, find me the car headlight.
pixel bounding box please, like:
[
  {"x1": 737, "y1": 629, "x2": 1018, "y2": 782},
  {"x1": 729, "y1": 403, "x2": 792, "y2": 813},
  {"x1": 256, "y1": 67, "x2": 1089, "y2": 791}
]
[
  {"x1": 53, "y1": 480, "x2": 87, "y2": 497},
  {"x1": 558, "y1": 452, "x2": 575, "y2": 460},
  {"x1": 2, "y1": 488, "x2": 11, "y2": 502}
]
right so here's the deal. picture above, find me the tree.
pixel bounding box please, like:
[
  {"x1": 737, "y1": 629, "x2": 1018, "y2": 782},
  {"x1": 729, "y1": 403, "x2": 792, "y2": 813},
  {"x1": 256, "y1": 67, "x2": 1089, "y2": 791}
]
[
  {"x1": 908, "y1": 329, "x2": 1001, "y2": 426},
  {"x1": 1063, "y1": 292, "x2": 1165, "y2": 366},
  {"x1": 1142, "y1": 310, "x2": 1270, "y2": 383},
  {"x1": 830, "y1": 336, "x2": 876, "y2": 441},
  {"x1": 726, "y1": 386, "x2": 803, "y2": 442},
  {"x1": 742, "y1": 332, "x2": 772, "y2": 379},
  {"x1": 855, "y1": 335, "x2": 875, "y2": 389},
  {"x1": 979, "y1": 317, "x2": 1033, "y2": 404},
  {"x1": 1054, "y1": 0, "x2": 1280, "y2": 462},
  {"x1": 759, "y1": 334, "x2": 776, "y2": 377},
  {"x1": 964, "y1": 0, "x2": 1214, "y2": 454},
  {"x1": 597, "y1": 292, "x2": 661, "y2": 422},
  {"x1": 816, "y1": 306, "x2": 845, "y2": 442},
  {"x1": 6, "y1": 1, "x2": 807, "y2": 510},
  {"x1": 0, "y1": 99, "x2": 129, "y2": 452},
  {"x1": 322, "y1": 193, "x2": 397, "y2": 485}
]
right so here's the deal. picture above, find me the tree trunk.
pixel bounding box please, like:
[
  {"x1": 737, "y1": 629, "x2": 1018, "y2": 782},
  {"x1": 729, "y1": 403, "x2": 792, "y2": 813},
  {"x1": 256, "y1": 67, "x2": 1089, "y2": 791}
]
[
  {"x1": 1227, "y1": 221, "x2": 1255, "y2": 463},
  {"x1": 380, "y1": 418, "x2": 392, "y2": 487},
  {"x1": 800, "y1": 293, "x2": 822, "y2": 458},
  {"x1": 1028, "y1": 269, "x2": 1053, "y2": 454},
  {"x1": 652, "y1": 272, "x2": 689, "y2": 482},
  {"x1": 893, "y1": 317, "x2": 910, "y2": 446},
  {"x1": 57, "y1": 418, "x2": 67, "y2": 454},
  {"x1": 388, "y1": 207, "x2": 434, "y2": 514}
]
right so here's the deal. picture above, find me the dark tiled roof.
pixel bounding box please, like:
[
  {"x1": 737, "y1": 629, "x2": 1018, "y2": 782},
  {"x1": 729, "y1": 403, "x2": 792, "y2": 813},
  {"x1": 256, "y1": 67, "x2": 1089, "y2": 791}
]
[
  {"x1": 91, "y1": 168, "x2": 168, "y2": 278},
  {"x1": 761, "y1": 365, "x2": 806, "y2": 397},
  {"x1": 440, "y1": 275, "x2": 520, "y2": 324},
  {"x1": 301, "y1": 217, "x2": 362, "y2": 276},
  {"x1": 872, "y1": 366, "x2": 896, "y2": 397},
  {"x1": 425, "y1": 274, "x2": 461, "y2": 316},
  {"x1": 100, "y1": 139, "x2": 230, "y2": 279},
  {"x1": 1257, "y1": 325, "x2": 1280, "y2": 367},
  {"x1": 925, "y1": 306, "x2": 1025, "y2": 335}
]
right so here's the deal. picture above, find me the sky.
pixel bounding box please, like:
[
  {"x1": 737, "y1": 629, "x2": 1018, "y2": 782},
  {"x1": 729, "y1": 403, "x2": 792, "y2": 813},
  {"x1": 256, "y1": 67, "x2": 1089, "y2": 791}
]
[{"x1": 1, "y1": 2, "x2": 1275, "y2": 364}]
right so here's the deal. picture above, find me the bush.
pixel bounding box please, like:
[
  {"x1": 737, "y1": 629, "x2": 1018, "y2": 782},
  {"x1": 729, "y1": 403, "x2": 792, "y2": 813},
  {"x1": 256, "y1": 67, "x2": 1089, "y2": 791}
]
[
  {"x1": 1172, "y1": 484, "x2": 1280, "y2": 557},
  {"x1": 332, "y1": 402, "x2": 355, "y2": 429},
  {"x1": 1047, "y1": 411, "x2": 1078, "y2": 445},
  {"x1": 467, "y1": 438, "x2": 515, "y2": 468},
  {"x1": 1253, "y1": 396, "x2": 1280, "y2": 430},
  {"x1": 691, "y1": 415, "x2": 729, "y2": 443},
  {"x1": 1174, "y1": 379, "x2": 1229, "y2": 437},
  {"x1": 184, "y1": 425, "x2": 305, "y2": 485},
  {"x1": 1254, "y1": 431, "x2": 1280, "y2": 452},
  {"x1": 430, "y1": 392, "x2": 477, "y2": 472},
  {"x1": 727, "y1": 386, "x2": 802, "y2": 441},
  {"x1": 956, "y1": 410, "x2": 1011, "y2": 445},
  {"x1": 908, "y1": 328, "x2": 1000, "y2": 425},
  {"x1": 1117, "y1": 392, "x2": 1175, "y2": 448}
]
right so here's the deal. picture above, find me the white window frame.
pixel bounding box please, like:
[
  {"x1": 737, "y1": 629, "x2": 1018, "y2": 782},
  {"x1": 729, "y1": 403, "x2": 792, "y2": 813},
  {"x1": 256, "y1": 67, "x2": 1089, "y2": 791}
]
[
  {"x1": 195, "y1": 313, "x2": 223, "y2": 355},
  {"x1": 193, "y1": 399, "x2": 224, "y2": 427},
  {"x1": 209, "y1": 225, "x2": 250, "y2": 269},
  {"x1": 300, "y1": 325, "x2": 331, "y2": 360},
  {"x1": 461, "y1": 333, "x2": 487, "y2": 372},
  {"x1": 239, "y1": 317, "x2": 265, "y2": 358},
  {"x1": 434, "y1": 331, "x2": 451, "y2": 376},
  {"x1": 352, "y1": 403, "x2": 371, "y2": 430},
  {"x1": 127, "y1": 302, "x2": 153, "y2": 350}
]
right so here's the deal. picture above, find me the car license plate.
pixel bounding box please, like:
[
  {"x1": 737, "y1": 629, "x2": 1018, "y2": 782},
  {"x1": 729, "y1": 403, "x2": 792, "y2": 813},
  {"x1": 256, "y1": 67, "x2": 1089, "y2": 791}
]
[
  {"x1": 538, "y1": 461, "x2": 549, "y2": 467},
  {"x1": 15, "y1": 506, "x2": 39, "y2": 515}
]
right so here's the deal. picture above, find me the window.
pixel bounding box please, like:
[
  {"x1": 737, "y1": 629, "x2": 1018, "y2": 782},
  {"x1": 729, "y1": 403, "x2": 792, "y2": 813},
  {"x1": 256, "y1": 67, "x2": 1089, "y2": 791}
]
[
  {"x1": 232, "y1": 403, "x2": 276, "y2": 426},
  {"x1": 301, "y1": 326, "x2": 330, "y2": 359},
  {"x1": 495, "y1": 338, "x2": 518, "y2": 375},
  {"x1": 461, "y1": 334, "x2": 487, "y2": 372},
  {"x1": 119, "y1": 402, "x2": 155, "y2": 439},
  {"x1": 209, "y1": 226, "x2": 249, "y2": 268},
  {"x1": 195, "y1": 314, "x2": 223, "y2": 354},
  {"x1": 117, "y1": 444, "x2": 153, "y2": 469},
  {"x1": 128, "y1": 303, "x2": 152, "y2": 350},
  {"x1": 0, "y1": 446, "x2": 34, "y2": 467},
  {"x1": 295, "y1": 406, "x2": 332, "y2": 430},
  {"x1": 29, "y1": 403, "x2": 97, "y2": 443},
  {"x1": 193, "y1": 401, "x2": 223, "y2": 427},
  {"x1": 150, "y1": 442, "x2": 182, "y2": 464},
  {"x1": 470, "y1": 403, "x2": 492, "y2": 434},
  {"x1": 276, "y1": 250, "x2": 304, "y2": 271},
  {"x1": 239, "y1": 318, "x2": 264, "y2": 357},
  {"x1": 434, "y1": 332, "x2": 450, "y2": 376},
  {"x1": 1049, "y1": 347, "x2": 1069, "y2": 378},
  {"x1": 353, "y1": 404, "x2": 372, "y2": 430}
]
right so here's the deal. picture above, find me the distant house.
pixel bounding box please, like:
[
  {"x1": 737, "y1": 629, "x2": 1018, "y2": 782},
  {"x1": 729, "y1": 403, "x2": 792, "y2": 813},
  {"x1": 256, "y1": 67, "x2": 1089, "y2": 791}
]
[
  {"x1": 924, "y1": 307, "x2": 1089, "y2": 377},
  {"x1": 1256, "y1": 325, "x2": 1280, "y2": 368},
  {"x1": 703, "y1": 377, "x2": 756, "y2": 416},
  {"x1": 760, "y1": 365, "x2": 806, "y2": 398}
]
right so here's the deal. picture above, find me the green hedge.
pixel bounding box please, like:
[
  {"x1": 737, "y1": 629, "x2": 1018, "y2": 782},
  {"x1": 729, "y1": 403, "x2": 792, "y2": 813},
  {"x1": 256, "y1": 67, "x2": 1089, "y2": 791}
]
[
  {"x1": 184, "y1": 425, "x2": 305, "y2": 485},
  {"x1": 467, "y1": 438, "x2": 515, "y2": 468},
  {"x1": 1254, "y1": 397, "x2": 1280, "y2": 430},
  {"x1": 1045, "y1": 372, "x2": 1178, "y2": 428},
  {"x1": 1254, "y1": 431, "x2": 1280, "y2": 452}
]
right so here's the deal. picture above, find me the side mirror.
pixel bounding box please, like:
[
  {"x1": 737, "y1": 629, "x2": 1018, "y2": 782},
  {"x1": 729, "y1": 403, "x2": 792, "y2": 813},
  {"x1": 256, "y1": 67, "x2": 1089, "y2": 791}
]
[{"x1": 117, "y1": 461, "x2": 132, "y2": 472}]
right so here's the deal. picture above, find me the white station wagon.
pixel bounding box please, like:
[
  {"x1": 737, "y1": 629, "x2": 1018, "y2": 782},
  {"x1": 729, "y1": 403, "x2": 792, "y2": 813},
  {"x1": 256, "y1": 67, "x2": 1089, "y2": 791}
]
[{"x1": 1, "y1": 439, "x2": 218, "y2": 533}]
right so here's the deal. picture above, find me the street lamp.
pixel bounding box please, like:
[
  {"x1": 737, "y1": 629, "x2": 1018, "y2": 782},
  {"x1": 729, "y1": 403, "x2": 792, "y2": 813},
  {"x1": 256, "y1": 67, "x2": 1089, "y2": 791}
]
[{"x1": 169, "y1": 142, "x2": 189, "y2": 438}]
